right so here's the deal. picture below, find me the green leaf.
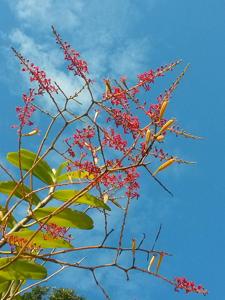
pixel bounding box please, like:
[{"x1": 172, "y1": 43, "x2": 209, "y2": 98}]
[
  {"x1": 0, "y1": 181, "x2": 40, "y2": 204},
  {"x1": 7, "y1": 149, "x2": 54, "y2": 184},
  {"x1": 34, "y1": 207, "x2": 94, "y2": 230},
  {"x1": 7, "y1": 229, "x2": 73, "y2": 249},
  {"x1": 56, "y1": 170, "x2": 94, "y2": 183},
  {"x1": 0, "y1": 281, "x2": 23, "y2": 299},
  {"x1": 0, "y1": 258, "x2": 47, "y2": 281},
  {"x1": 0, "y1": 205, "x2": 17, "y2": 228},
  {"x1": 52, "y1": 190, "x2": 111, "y2": 210},
  {"x1": 0, "y1": 280, "x2": 10, "y2": 293},
  {"x1": 55, "y1": 161, "x2": 68, "y2": 178}
]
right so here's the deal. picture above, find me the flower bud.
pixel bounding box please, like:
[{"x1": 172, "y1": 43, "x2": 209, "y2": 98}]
[{"x1": 156, "y1": 134, "x2": 164, "y2": 142}]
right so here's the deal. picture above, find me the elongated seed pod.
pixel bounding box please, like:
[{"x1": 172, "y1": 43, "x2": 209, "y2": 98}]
[
  {"x1": 104, "y1": 79, "x2": 112, "y2": 95},
  {"x1": 156, "y1": 253, "x2": 164, "y2": 274},
  {"x1": 145, "y1": 129, "x2": 152, "y2": 145},
  {"x1": 103, "y1": 193, "x2": 109, "y2": 203},
  {"x1": 148, "y1": 255, "x2": 156, "y2": 272},
  {"x1": 159, "y1": 100, "x2": 169, "y2": 119},
  {"x1": 156, "y1": 119, "x2": 175, "y2": 136},
  {"x1": 153, "y1": 158, "x2": 176, "y2": 176},
  {"x1": 132, "y1": 239, "x2": 136, "y2": 256},
  {"x1": 22, "y1": 128, "x2": 39, "y2": 137}
]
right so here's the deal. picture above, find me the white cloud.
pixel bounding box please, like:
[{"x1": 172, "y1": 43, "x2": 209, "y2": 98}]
[
  {"x1": 10, "y1": 0, "x2": 84, "y2": 31},
  {"x1": 7, "y1": 0, "x2": 153, "y2": 80}
]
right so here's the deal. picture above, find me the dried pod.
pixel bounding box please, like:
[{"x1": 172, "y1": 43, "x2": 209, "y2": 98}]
[
  {"x1": 132, "y1": 239, "x2": 136, "y2": 256},
  {"x1": 156, "y1": 253, "x2": 164, "y2": 274},
  {"x1": 148, "y1": 255, "x2": 156, "y2": 272},
  {"x1": 22, "y1": 128, "x2": 39, "y2": 137}
]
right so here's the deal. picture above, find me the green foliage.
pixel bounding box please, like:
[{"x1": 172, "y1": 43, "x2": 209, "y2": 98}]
[
  {"x1": 0, "y1": 258, "x2": 47, "y2": 281},
  {"x1": 0, "y1": 181, "x2": 40, "y2": 204},
  {"x1": 34, "y1": 207, "x2": 94, "y2": 229},
  {"x1": 0, "y1": 204, "x2": 17, "y2": 228},
  {"x1": 7, "y1": 149, "x2": 55, "y2": 184},
  {"x1": 21, "y1": 286, "x2": 86, "y2": 300},
  {"x1": 52, "y1": 190, "x2": 110, "y2": 210},
  {"x1": 21, "y1": 286, "x2": 49, "y2": 300},
  {"x1": 49, "y1": 288, "x2": 86, "y2": 300}
]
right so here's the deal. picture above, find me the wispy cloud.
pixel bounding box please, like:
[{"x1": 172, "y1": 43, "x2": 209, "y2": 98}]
[
  {"x1": 7, "y1": 0, "x2": 154, "y2": 82},
  {"x1": 9, "y1": 0, "x2": 84, "y2": 31}
]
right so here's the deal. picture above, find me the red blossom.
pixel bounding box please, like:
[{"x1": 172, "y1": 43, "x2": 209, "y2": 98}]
[
  {"x1": 53, "y1": 29, "x2": 89, "y2": 79},
  {"x1": 103, "y1": 128, "x2": 127, "y2": 152},
  {"x1": 106, "y1": 87, "x2": 128, "y2": 108},
  {"x1": 6, "y1": 234, "x2": 41, "y2": 251},
  {"x1": 73, "y1": 160, "x2": 101, "y2": 178},
  {"x1": 137, "y1": 69, "x2": 155, "y2": 91},
  {"x1": 22, "y1": 62, "x2": 57, "y2": 95},
  {"x1": 123, "y1": 167, "x2": 140, "y2": 198},
  {"x1": 15, "y1": 88, "x2": 36, "y2": 128},
  {"x1": 72, "y1": 126, "x2": 95, "y2": 150},
  {"x1": 111, "y1": 109, "x2": 140, "y2": 134},
  {"x1": 174, "y1": 277, "x2": 208, "y2": 295},
  {"x1": 42, "y1": 223, "x2": 72, "y2": 242}
]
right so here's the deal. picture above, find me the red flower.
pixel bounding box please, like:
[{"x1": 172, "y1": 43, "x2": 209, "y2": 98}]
[{"x1": 174, "y1": 277, "x2": 208, "y2": 295}]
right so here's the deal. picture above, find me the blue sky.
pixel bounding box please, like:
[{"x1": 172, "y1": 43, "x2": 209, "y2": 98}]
[{"x1": 0, "y1": 0, "x2": 225, "y2": 299}]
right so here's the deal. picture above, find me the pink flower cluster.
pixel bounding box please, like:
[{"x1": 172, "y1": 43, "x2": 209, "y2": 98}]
[
  {"x1": 106, "y1": 86, "x2": 128, "y2": 109},
  {"x1": 15, "y1": 88, "x2": 36, "y2": 127},
  {"x1": 6, "y1": 234, "x2": 40, "y2": 251},
  {"x1": 99, "y1": 166, "x2": 139, "y2": 199},
  {"x1": 174, "y1": 277, "x2": 208, "y2": 295},
  {"x1": 71, "y1": 126, "x2": 95, "y2": 149},
  {"x1": 123, "y1": 167, "x2": 140, "y2": 198},
  {"x1": 111, "y1": 109, "x2": 140, "y2": 134},
  {"x1": 14, "y1": 56, "x2": 57, "y2": 130},
  {"x1": 137, "y1": 69, "x2": 155, "y2": 91},
  {"x1": 42, "y1": 223, "x2": 72, "y2": 242},
  {"x1": 103, "y1": 128, "x2": 127, "y2": 152},
  {"x1": 26, "y1": 64, "x2": 58, "y2": 95},
  {"x1": 54, "y1": 30, "x2": 89, "y2": 78},
  {"x1": 73, "y1": 160, "x2": 101, "y2": 178}
]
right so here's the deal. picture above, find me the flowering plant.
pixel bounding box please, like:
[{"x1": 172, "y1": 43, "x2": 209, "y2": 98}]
[{"x1": 0, "y1": 27, "x2": 207, "y2": 299}]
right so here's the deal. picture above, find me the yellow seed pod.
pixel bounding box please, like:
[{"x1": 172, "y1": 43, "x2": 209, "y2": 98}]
[
  {"x1": 159, "y1": 100, "x2": 169, "y2": 119},
  {"x1": 148, "y1": 255, "x2": 156, "y2": 272},
  {"x1": 156, "y1": 119, "x2": 175, "y2": 136},
  {"x1": 156, "y1": 253, "x2": 164, "y2": 274},
  {"x1": 103, "y1": 193, "x2": 109, "y2": 203},
  {"x1": 132, "y1": 239, "x2": 136, "y2": 256},
  {"x1": 22, "y1": 128, "x2": 39, "y2": 137},
  {"x1": 156, "y1": 135, "x2": 164, "y2": 142},
  {"x1": 104, "y1": 79, "x2": 112, "y2": 95},
  {"x1": 145, "y1": 128, "x2": 152, "y2": 145},
  {"x1": 152, "y1": 158, "x2": 176, "y2": 176}
]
